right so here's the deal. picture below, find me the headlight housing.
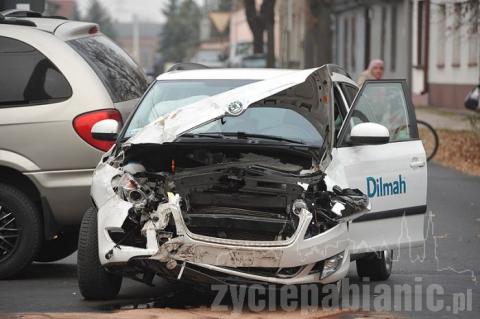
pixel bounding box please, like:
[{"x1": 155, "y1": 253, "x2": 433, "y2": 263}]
[{"x1": 111, "y1": 173, "x2": 149, "y2": 207}]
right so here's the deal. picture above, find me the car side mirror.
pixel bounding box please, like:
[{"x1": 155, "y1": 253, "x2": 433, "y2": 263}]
[
  {"x1": 91, "y1": 119, "x2": 120, "y2": 141},
  {"x1": 349, "y1": 122, "x2": 390, "y2": 145}
]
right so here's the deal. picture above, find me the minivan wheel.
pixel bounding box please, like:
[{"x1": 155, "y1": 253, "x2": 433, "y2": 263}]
[
  {"x1": 35, "y1": 231, "x2": 79, "y2": 262},
  {"x1": 356, "y1": 250, "x2": 393, "y2": 281},
  {"x1": 78, "y1": 207, "x2": 122, "y2": 300},
  {"x1": 0, "y1": 184, "x2": 42, "y2": 279}
]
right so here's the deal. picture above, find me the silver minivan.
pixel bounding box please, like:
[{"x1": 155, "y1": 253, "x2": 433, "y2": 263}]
[{"x1": 0, "y1": 10, "x2": 147, "y2": 278}]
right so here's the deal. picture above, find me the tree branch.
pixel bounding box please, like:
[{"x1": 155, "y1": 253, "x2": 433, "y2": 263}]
[{"x1": 244, "y1": 0, "x2": 264, "y2": 32}]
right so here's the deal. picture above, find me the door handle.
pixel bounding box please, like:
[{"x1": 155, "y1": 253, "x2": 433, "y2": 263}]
[{"x1": 410, "y1": 159, "x2": 426, "y2": 168}]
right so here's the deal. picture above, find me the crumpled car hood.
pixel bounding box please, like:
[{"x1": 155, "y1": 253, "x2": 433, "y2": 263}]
[{"x1": 127, "y1": 66, "x2": 333, "y2": 146}]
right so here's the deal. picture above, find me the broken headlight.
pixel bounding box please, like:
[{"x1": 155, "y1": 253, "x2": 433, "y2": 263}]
[{"x1": 112, "y1": 173, "x2": 149, "y2": 207}]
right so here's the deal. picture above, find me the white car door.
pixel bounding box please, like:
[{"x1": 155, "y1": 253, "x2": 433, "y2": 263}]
[{"x1": 326, "y1": 80, "x2": 427, "y2": 254}]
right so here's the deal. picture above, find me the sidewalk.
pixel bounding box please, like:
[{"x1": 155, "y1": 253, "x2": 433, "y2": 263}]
[
  {"x1": 414, "y1": 106, "x2": 474, "y2": 131},
  {"x1": 414, "y1": 106, "x2": 480, "y2": 176}
]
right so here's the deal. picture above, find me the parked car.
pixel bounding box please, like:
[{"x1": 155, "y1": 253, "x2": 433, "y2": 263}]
[
  {"x1": 190, "y1": 49, "x2": 225, "y2": 68},
  {"x1": 77, "y1": 64, "x2": 427, "y2": 300},
  {"x1": 0, "y1": 10, "x2": 147, "y2": 278},
  {"x1": 240, "y1": 53, "x2": 267, "y2": 68},
  {"x1": 227, "y1": 41, "x2": 258, "y2": 67},
  {"x1": 228, "y1": 42, "x2": 270, "y2": 68}
]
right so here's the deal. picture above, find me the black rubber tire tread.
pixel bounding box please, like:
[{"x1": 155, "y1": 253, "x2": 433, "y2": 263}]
[
  {"x1": 417, "y1": 120, "x2": 439, "y2": 161},
  {"x1": 77, "y1": 207, "x2": 122, "y2": 300},
  {"x1": 356, "y1": 250, "x2": 392, "y2": 281},
  {"x1": 35, "y1": 231, "x2": 79, "y2": 262},
  {"x1": 0, "y1": 183, "x2": 42, "y2": 279}
]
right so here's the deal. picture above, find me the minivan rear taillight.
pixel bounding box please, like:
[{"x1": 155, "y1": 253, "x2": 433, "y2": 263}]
[{"x1": 73, "y1": 109, "x2": 122, "y2": 152}]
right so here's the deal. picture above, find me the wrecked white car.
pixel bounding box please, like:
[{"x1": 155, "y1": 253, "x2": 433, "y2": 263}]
[{"x1": 77, "y1": 65, "x2": 427, "y2": 300}]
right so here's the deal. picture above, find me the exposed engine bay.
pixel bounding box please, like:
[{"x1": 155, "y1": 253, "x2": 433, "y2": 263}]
[{"x1": 106, "y1": 143, "x2": 368, "y2": 255}]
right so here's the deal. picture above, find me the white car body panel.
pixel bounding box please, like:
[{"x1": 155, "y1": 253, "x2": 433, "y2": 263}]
[
  {"x1": 326, "y1": 140, "x2": 427, "y2": 253},
  {"x1": 331, "y1": 72, "x2": 357, "y2": 86}
]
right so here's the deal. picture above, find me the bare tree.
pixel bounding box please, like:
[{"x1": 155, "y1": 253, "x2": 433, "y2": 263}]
[{"x1": 244, "y1": 0, "x2": 276, "y2": 67}]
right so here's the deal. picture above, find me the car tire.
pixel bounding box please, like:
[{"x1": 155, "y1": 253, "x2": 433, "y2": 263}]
[
  {"x1": 356, "y1": 250, "x2": 393, "y2": 281},
  {"x1": 0, "y1": 183, "x2": 43, "y2": 279},
  {"x1": 78, "y1": 207, "x2": 122, "y2": 300},
  {"x1": 35, "y1": 231, "x2": 79, "y2": 262}
]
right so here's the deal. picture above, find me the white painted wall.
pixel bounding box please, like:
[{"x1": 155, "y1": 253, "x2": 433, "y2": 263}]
[
  {"x1": 411, "y1": 0, "x2": 424, "y2": 94},
  {"x1": 333, "y1": 1, "x2": 410, "y2": 82},
  {"x1": 428, "y1": 1, "x2": 480, "y2": 85}
]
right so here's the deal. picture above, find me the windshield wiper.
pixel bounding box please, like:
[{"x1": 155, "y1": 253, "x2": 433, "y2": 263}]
[
  {"x1": 179, "y1": 132, "x2": 226, "y2": 139},
  {"x1": 198, "y1": 132, "x2": 305, "y2": 145},
  {"x1": 180, "y1": 132, "x2": 307, "y2": 145}
]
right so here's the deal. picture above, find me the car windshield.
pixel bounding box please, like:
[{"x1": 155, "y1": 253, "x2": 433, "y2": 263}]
[
  {"x1": 187, "y1": 106, "x2": 324, "y2": 147},
  {"x1": 123, "y1": 79, "x2": 256, "y2": 138}
]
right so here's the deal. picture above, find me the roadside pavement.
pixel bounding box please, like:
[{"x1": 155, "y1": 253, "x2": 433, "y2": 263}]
[{"x1": 414, "y1": 106, "x2": 474, "y2": 131}]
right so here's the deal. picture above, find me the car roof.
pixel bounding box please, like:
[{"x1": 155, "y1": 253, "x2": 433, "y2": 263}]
[
  {"x1": 157, "y1": 68, "x2": 301, "y2": 81},
  {"x1": 24, "y1": 17, "x2": 68, "y2": 32},
  {"x1": 331, "y1": 72, "x2": 357, "y2": 87}
]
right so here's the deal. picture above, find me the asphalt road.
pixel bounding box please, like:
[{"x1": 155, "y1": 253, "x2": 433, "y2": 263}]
[{"x1": 0, "y1": 163, "x2": 479, "y2": 318}]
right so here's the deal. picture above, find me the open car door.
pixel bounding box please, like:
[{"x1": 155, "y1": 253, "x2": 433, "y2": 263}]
[{"x1": 326, "y1": 80, "x2": 427, "y2": 254}]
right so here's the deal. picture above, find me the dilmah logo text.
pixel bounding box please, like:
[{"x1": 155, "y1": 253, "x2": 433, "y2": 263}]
[{"x1": 367, "y1": 174, "x2": 406, "y2": 198}]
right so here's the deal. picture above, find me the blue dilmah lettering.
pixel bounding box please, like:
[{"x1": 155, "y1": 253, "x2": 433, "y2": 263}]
[
  {"x1": 366, "y1": 175, "x2": 406, "y2": 198},
  {"x1": 367, "y1": 176, "x2": 376, "y2": 197}
]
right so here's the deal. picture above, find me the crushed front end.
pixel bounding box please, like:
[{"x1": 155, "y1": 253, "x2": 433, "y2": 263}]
[{"x1": 92, "y1": 143, "x2": 369, "y2": 286}]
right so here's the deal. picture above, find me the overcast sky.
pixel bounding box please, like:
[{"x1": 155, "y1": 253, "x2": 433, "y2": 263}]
[{"x1": 75, "y1": 0, "x2": 172, "y2": 23}]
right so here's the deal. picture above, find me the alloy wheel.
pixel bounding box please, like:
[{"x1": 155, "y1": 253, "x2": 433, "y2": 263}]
[{"x1": 0, "y1": 205, "x2": 20, "y2": 262}]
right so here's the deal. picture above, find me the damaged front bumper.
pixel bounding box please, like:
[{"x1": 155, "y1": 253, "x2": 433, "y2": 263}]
[
  {"x1": 97, "y1": 195, "x2": 351, "y2": 285},
  {"x1": 93, "y1": 163, "x2": 357, "y2": 285}
]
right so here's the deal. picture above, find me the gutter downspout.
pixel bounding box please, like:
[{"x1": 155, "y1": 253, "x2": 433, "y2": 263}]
[
  {"x1": 286, "y1": 0, "x2": 292, "y2": 67},
  {"x1": 406, "y1": 0, "x2": 413, "y2": 87},
  {"x1": 421, "y1": 0, "x2": 430, "y2": 95}
]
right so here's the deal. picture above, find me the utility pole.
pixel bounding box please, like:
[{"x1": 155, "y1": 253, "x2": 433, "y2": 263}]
[
  {"x1": 286, "y1": 0, "x2": 292, "y2": 68},
  {"x1": 132, "y1": 14, "x2": 140, "y2": 63}
]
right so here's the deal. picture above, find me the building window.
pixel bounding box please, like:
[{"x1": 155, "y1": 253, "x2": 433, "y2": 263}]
[
  {"x1": 343, "y1": 17, "x2": 348, "y2": 68},
  {"x1": 468, "y1": 1, "x2": 479, "y2": 67},
  {"x1": 390, "y1": 4, "x2": 397, "y2": 72},
  {"x1": 364, "y1": 7, "x2": 371, "y2": 69},
  {"x1": 350, "y1": 16, "x2": 356, "y2": 71},
  {"x1": 380, "y1": 6, "x2": 387, "y2": 61},
  {"x1": 416, "y1": 0, "x2": 424, "y2": 66},
  {"x1": 436, "y1": 4, "x2": 446, "y2": 68},
  {"x1": 451, "y1": 3, "x2": 462, "y2": 67}
]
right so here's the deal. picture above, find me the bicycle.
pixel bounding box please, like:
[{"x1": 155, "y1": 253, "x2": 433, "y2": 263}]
[{"x1": 417, "y1": 120, "x2": 439, "y2": 161}]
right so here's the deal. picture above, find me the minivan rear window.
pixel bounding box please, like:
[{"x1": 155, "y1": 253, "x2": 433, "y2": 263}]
[{"x1": 68, "y1": 35, "x2": 147, "y2": 103}]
